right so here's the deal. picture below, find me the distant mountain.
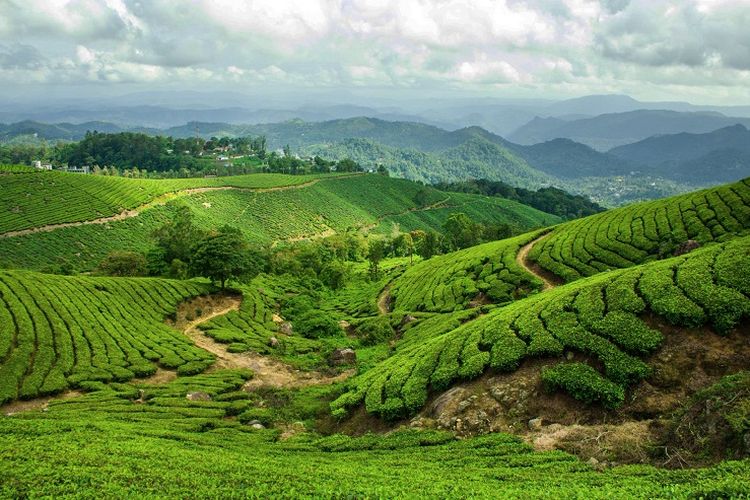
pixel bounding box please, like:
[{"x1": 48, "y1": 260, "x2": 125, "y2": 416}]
[
  {"x1": 609, "y1": 124, "x2": 750, "y2": 184},
  {"x1": 509, "y1": 139, "x2": 632, "y2": 178},
  {"x1": 0, "y1": 120, "x2": 134, "y2": 142},
  {"x1": 303, "y1": 136, "x2": 553, "y2": 189},
  {"x1": 509, "y1": 110, "x2": 750, "y2": 150}
]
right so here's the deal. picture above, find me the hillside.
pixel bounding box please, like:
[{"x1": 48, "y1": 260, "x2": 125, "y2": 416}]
[
  {"x1": 0, "y1": 173, "x2": 560, "y2": 272},
  {"x1": 529, "y1": 178, "x2": 750, "y2": 281},
  {"x1": 608, "y1": 125, "x2": 750, "y2": 184},
  {"x1": 509, "y1": 110, "x2": 750, "y2": 151},
  {"x1": 2, "y1": 174, "x2": 750, "y2": 494}
]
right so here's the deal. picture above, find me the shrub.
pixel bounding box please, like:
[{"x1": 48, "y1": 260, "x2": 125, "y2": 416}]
[{"x1": 541, "y1": 362, "x2": 624, "y2": 409}]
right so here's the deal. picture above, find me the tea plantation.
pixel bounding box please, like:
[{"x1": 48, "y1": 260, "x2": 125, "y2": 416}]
[
  {"x1": 2, "y1": 171, "x2": 750, "y2": 498},
  {"x1": 3, "y1": 370, "x2": 750, "y2": 498},
  {"x1": 0, "y1": 270, "x2": 213, "y2": 404},
  {"x1": 529, "y1": 178, "x2": 750, "y2": 281},
  {"x1": 0, "y1": 170, "x2": 323, "y2": 234},
  {"x1": 0, "y1": 174, "x2": 557, "y2": 272},
  {"x1": 333, "y1": 236, "x2": 750, "y2": 419}
]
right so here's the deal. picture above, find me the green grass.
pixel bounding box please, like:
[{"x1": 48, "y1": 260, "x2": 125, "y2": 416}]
[
  {"x1": 0, "y1": 270, "x2": 213, "y2": 404},
  {"x1": 332, "y1": 236, "x2": 750, "y2": 419},
  {"x1": 529, "y1": 178, "x2": 750, "y2": 282},
  {"x1": 2, "y1": 371, "x2": 750, "y2": 498}
]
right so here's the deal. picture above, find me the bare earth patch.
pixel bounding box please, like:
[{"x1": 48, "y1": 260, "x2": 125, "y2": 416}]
[{"x1": 1, "y1": 390, "x2": 82, "y2": 416}]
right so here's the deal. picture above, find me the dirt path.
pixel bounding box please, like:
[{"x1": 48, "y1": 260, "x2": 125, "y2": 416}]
[
  {"x1": 377, "y1": 286, "x2": 392, "y2": 315},
  {"x1": 1, "y1": 390, "x2": 82, "y2": 416},
  {"x1": 179, "y1": 296, "x2": 352, "y2": 389},
  {"x1": 0, "y1": 179, "x2": 325, "y2": 239},
  {"x1": 516, "y1": 234, "x2": 560, "y2": 291}
]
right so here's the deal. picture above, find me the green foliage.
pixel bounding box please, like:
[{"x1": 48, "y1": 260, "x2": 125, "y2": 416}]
[
  {"x1": 333, "y1": 237, "x2": 750, "y2": 418},
  {"x1": 436, "y1": 178, "x2": 605, "y2": 220},
  {"x1": 190, "y1": 226, "x2": 251, "y2": 288},
  {"x1": 354, "y1": 316, "x2": 394, "y2": 346},
  {"x1": 391, "y1": 232, "x2": 545, "y2": 312},
  {"x1": 530, "y1": 178, "x2": 750, "y2": 282},
  {"x1": 541, "y1": 362, "x2": 625, "y2": 409},
  {"x1": 94, "y1": 251, "x2": 147, "y2": 277},
  {"x1": 0, "y1": 270, "x2": 213, "y2": 404}
]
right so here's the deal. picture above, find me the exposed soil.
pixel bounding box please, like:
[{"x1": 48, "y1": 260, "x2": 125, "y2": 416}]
[
  {"x1": 1, "y1": 390, "x2": 82, "y2": 416},
  {"x1": 133, "y1": 368, "x2": 177, "y2": 385},
  {"x1": 377, "y1": 286, "x2": 391, "y2": 315},
  {"x1": 515, "y1": 234, "x2": 564, "y2": 290},
  {"x1": 171, "y1": 293, "x2": 353, "y2": 390},
  {"x1": 406, "y1": 321, "x2": 750, "y2": 466}
]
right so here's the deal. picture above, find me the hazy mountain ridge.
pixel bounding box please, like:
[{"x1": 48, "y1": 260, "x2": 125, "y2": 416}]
[{"x1": 508, "y1": 110, "x2": 750, "y2": 150}]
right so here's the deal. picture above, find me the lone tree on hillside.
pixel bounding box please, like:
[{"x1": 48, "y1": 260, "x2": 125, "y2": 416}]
[{"x1": 191, "y1": 226, "x2": 252, "y2": 288}]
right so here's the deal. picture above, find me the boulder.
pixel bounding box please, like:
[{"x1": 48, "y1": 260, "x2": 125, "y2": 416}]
[
  {"x1": 268, "y1": 336, "x2": 280, "y2": 348},
  {"x1": 528, "y1": 417, "x2": 543, "y2": 431},
  {"x1": 329, "y1": 348, "x2": 357, "y2": 366},
  {"x1": 186, "y1": 391, "x2": 212, "y2": 402},
  {"x1": 280, "y1": 322, "x2": 293, "y2": 335},
  {"x1": 674, "y1": 239, "x2": 701, "y2": 256}
]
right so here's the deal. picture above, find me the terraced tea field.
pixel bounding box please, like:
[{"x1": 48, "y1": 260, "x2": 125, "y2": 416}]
[
  {"x1": 333, "y1": 236, "x2": 750, "y2": 419},
  {"x1": 0, "y1": 270, "x2": 213, "y2": 404},
  {"x1": 390, "y1": 231, "x2": 547, "y2": 312},
  {"x1": 0, "y1": 174, "x2": 557, "y2": 271},
  {"x1": 0, "y1": 171, "x2": 326, "y2": 235},
  {"x1": 529, "y1": 178, "x2": 750, "y2": 281}
]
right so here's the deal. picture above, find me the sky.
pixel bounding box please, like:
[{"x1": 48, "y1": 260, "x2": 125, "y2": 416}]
[{"x1": 1, "y1": 0, "x2": 749, "y2": 105}]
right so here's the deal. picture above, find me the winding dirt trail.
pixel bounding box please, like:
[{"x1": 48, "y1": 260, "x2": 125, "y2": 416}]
[
  {"x1": 377, "y1": 286, "x2": 392, "y2": 315},
  {"x1": 179, "y1": 296, "x2": 352, "y2": 390},
  {"x1": 516, "y1": 234, "x2": 560, "y2": 291},
  {"x1": 0, "y1": 179, "x2": 324, "y2": 239}
]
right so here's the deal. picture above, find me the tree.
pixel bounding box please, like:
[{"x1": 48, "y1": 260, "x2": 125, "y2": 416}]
[
  {"x1": 417, "y1": 231, "x2": 441, "y2": 259},
  {"x1": 152, "y1": 204, "x2": 204, "y2": 265},
  {"x1": 367, "y1": 239, "x2": 386, "y2": 279},
  {"x1": 190, "y1": 226, "x2": 250, "y2": 288},
  {"x1": 95, "y1": 251, "x2": 147, "y2": 277},
  {"x1": 443, "y1": 212, "x2": 481, "y2": 250}
]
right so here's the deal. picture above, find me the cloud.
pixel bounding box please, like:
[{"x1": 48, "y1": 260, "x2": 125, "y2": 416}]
[{"x1": 0, "y1": 0, "x2": 748, "y2": 103}]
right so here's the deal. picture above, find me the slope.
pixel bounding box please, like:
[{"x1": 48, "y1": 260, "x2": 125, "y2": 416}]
[
  {"x1": 529, "y1": 178, "x2": 750, "y2": 282},
  {"x1": 0, "y1": 270, "x2": 213, "y2": 404},
  {"x1": 0, "y1": 174, "x2": 560, "y2": 272},
  {"x1": 608, "y1": 124, "x2": 750, "y2": 184}
]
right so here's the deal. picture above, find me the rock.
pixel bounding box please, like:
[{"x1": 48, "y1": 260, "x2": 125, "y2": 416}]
[
  {"x1": 329, "y1": 348, "x2": 357, "y2": 366},
  {"x1": 674, "y1": 239, "x2": 701, "y2": 256},
  {"x1": 528, "y1": 417, "x2": 543, "y2": 431},
  {"x1": 566, "y1": 351, "x2": 575, "y2": 361},
  {"x1": 251, "y1": 423, "x2": 266, "y2": 430},
  {"x1": 457, "y1": 400, "x2": 472, "y2": 412},
  {"x1": 400, "y1": 315, "x2": 418, "y2": 327},
  {"x1": 429, "y1": 387, "x2": 467, "y2": 417},
  {"x1": 268, "y1": 336, "x2": 280, "y2": 348},
  {"x1": 280, "y1": 322, "x2": 293, "y2": 335},
  {"x1": 588, "y1": 457, "x2": 599, "y2": 467},
  {"x1": 186, "y1": 391, "x2": 211, "y2": 401},
  {"x1": 247, "y1": 420, "x2": 262, "y2": 426}
]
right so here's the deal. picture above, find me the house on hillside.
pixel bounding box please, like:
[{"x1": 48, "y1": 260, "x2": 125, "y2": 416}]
[
  {"x1": 33, "y1": 160, "x2": 53, "y2": 170},
  {"x1": 67, "y1": 166, "x2": 91, "y2": 174}
]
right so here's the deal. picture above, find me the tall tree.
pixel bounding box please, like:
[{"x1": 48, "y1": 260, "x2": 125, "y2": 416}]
[{"x1": 190, "y1": 226, "x2": 251, "y2": 289}]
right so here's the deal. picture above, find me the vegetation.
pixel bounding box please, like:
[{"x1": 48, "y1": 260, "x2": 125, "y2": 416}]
[
  {"x1": 0, "y1": 171, "x2": 323, "y2": 234},
  {"x1": 0, "y1": 270, "x2": 212, "y2": 404},
  {"x1": 0, "y1": 174, "x2": 558, "y2": 273},
  {"x1": 529, "y1": 178, "x2": 750, "y2": 282},
  {"x1": 435, "y1": 178, "x2": 605, "y2": 219},
  {"x1": 4, "y1": 372, "x2": 750, "y2": 497},
  {"x1": 390, "y1": 232, "x2": 545, "y2": 312},
  {"x1": 332, "y1": 237, "x2": 750, "y2": 419}
]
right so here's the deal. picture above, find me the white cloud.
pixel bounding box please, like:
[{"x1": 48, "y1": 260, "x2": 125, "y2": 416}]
[{"x1": 0, "y1": 0, "x2": 748, "y2": 103}]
